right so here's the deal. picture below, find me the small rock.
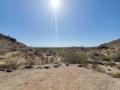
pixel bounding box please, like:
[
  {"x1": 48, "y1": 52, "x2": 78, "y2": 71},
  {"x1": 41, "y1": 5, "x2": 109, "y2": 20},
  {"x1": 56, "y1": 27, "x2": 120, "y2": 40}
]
[{"x1": 44, "y1": 66, "x2": 50, "y2": 69}]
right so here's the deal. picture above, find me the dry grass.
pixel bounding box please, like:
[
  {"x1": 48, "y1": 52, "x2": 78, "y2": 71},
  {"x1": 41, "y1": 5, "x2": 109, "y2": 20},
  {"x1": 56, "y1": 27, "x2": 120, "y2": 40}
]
[
  {"x1": 111, "y1": 72, "x2": 120, "y2": 78},
  {"x1": 91, "y1": 65, "x2": 105, "y2": 73}
]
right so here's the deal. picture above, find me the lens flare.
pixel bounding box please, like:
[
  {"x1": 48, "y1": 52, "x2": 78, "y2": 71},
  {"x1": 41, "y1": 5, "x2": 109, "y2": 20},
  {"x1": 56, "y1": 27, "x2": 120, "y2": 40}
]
[
  {"x1": 51, "y1": 0, "x2": 60, "y2": 41},
  {"x1": 51, "y1": 0, "x2": 60, "y2": 10}
]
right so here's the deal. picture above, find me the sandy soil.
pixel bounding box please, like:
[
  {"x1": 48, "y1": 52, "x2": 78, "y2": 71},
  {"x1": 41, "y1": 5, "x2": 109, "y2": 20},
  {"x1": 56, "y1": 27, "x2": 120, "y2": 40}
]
[{"x1": 0, "y1": 65, "x2": 119, "y2": 90}]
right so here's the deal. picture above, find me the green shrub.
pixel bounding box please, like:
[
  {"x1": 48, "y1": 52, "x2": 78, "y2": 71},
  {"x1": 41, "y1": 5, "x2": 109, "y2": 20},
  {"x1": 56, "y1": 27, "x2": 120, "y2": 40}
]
[
  {"x1": 62, "y1": 51, "x2": 88, "y2": 64},
  {"x1": 111, "y1": 72, "x2": 120, "y2": 78},
  {"x1": 111, "y1": 52, "x2": 120, "y2": 62},
  {"x1": 24, "y1": 59, "x2": 34, "y2": 67},
  {"x1": 5, "y1": 59, "x2": 18, "y2": 69},
  {"x1": 92, "y1": 53, "x2": 109, "y2": 61}
]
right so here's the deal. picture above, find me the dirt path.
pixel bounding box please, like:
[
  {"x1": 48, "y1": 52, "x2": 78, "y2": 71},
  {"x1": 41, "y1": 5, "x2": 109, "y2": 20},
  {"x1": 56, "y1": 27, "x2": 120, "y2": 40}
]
[{"x1": 0, "y1": 65, "x2": 119, "y2": 90}]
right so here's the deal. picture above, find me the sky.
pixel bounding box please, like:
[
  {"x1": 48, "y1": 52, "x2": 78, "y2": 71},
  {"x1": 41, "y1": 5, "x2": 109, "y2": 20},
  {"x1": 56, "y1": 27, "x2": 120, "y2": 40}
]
[{"x1": 0, "y1": 0, "x2": 120, "y2": 47}]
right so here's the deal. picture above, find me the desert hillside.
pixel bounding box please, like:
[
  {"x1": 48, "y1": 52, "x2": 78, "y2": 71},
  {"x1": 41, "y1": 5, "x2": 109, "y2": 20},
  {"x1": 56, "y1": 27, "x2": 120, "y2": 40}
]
[
  {"x1": 99, "y1": 39, "x2": 120, "y2": 49},
  {"x1": 0, "y1": 33, "x2": 28, "y2": 53},
  {"x1": 0, "y1": 33, "x2": 119, "y2": 72}
]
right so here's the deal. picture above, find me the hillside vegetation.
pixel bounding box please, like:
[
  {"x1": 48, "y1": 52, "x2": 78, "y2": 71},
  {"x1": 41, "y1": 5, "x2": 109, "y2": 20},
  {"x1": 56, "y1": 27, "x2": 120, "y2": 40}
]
[{"x1": 0, "y1": 33, "x2": 119, "y2": 75}]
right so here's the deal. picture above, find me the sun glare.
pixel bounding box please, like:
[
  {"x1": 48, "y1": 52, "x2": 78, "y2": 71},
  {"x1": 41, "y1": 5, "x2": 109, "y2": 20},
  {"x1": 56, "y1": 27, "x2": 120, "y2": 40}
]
[{"x1": 51, "y1": 0, "x2": 60, "y2": 10}]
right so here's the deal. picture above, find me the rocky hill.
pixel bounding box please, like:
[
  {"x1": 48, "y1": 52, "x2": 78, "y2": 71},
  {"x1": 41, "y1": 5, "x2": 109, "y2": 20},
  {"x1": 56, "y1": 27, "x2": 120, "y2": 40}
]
[
  {"x1": 99, "y1": 39, "x2": 120, "y2": 49},
  {"x1": 97, "y1": 39, "x2": 120, "y2": 59},
  {"x1": 0, "y1": 33, "x2": 28, "y2": 55}
]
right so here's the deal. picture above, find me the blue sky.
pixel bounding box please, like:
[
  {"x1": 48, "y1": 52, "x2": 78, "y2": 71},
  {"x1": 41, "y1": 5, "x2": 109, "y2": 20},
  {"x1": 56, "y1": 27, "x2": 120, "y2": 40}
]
[{"x1": 0, "y1": 0, "x2": 120, "y2": 47}]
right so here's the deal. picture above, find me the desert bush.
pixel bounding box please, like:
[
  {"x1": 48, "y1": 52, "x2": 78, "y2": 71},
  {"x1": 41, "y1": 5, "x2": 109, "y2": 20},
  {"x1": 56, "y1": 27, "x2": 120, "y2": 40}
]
[
  {"x1": 111, "y1": 52, "x2": 120, "y2": 62},
  {"x1": 91, "y1": 53, "x2": 110, "y2": 65},
  {"x1": 92, "y1": 65, "x2": 104, "y2": 73},
  {"x1": 46, "y1": 52, "x2": 52, "y2": 56},
  {"x1": 5, "y1": 59, "x2": 18, "y2": 69},
  {"x1": 33, "y1": 49, "x2": 43, "y2": 57},
  {"x1": 92, "y1": 53, "x2": 109, "y2": 61},
  {"x1": 111, "y1": 72, "x2": 120, "y2": 78},
  {"x1": 0, "y1": 65, "x2": 7, "y2": 71},
  {"x1": 108, "y1": 62, "x2": 116, "y2": 67},
  {"x1": 24, "y1": 65, "x2": 33, "y2": 69},
  {"x1": 0, "y1": 59, "x2": 17, "y2": 71},
  {"x1": 103, "y1": 57, "x2": 110, "y2": 62},
  {"x1": 24, "y1": 59, "x2": 34, "y2": 68},
  {"x1": 46, "y1": 50, "x2": 56, "y2": 56},
  {"x1": 62, "y1": 51, "x2": 88, "y2": 64},
  {"x1": 22, "y1": 51, "x2": 35, "y2": 66},
  {"x1": 0, "y1": 65, "x2": 13, "y2": 72}
]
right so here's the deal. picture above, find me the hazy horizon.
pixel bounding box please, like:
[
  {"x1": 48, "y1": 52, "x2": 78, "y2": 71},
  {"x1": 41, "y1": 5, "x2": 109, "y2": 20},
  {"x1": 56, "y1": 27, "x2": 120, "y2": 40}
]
[{"x1": 0, "y1": 0, "x2": 120, "y2": 47}]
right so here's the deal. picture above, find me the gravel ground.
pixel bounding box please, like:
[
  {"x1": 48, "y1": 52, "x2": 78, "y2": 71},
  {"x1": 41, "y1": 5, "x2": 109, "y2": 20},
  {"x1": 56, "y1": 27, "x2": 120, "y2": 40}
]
[{"x1": 0, "y1": 65, "x2": 119, "y2": 90}]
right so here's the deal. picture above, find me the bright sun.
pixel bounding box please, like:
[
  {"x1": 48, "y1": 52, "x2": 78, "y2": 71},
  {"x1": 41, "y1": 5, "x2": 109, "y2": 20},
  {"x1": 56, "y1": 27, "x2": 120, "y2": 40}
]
[{"x1": 51, "y1": 0, "x2": 60, "y2": 10}]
